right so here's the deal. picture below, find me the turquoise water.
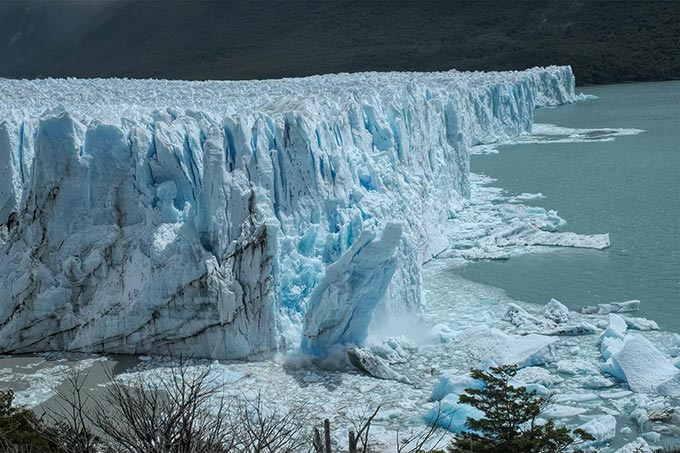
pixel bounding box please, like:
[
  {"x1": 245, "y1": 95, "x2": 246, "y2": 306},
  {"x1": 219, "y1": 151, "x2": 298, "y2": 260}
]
[{"x1": 454, "y1": 81, "x2": 680, "y2": 331}]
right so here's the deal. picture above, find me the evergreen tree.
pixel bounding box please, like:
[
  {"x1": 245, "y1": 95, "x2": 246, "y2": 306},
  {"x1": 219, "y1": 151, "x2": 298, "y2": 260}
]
[
  {"x1": 0, "y1": 389, "x2": 66, "y2": 452},
  {"x1": 451, "y1": 365, "x2": 594, "y2": 453}
]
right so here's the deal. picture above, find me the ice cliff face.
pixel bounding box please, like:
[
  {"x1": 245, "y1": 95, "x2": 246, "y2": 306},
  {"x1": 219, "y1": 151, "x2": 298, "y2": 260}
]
[{"x1": 0, "y1": 66, "x2": 577, "y2": 359}]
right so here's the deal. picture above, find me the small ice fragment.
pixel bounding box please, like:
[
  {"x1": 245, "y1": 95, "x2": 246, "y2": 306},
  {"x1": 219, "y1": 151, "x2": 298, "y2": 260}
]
[
  {"x1": 609, "y1": 335, "x2": 679, "y2": 394},
  {"x1": 600, "y1": 313, "x2": 628, "y2": 340}
]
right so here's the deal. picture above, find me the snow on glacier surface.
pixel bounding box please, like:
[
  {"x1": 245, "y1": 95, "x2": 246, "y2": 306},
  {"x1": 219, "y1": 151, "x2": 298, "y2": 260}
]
[{"x1": 0, "y1": 66, "x2": 578, "y2": 359}]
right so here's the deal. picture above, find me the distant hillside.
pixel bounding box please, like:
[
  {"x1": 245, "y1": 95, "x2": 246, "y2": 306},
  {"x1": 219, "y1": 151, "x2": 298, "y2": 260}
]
[{"x1": 0, "y1": 0, "x2": 678, "y2": 84}]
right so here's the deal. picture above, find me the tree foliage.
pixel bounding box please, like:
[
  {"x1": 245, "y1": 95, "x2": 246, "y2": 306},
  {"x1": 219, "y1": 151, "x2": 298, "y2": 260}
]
[
  {"x1": 451, "y1": 365, "x2": 594, "y2": 453},
  {"x1": 0, "y1": 390, "x2": 65, "y2": 453}
]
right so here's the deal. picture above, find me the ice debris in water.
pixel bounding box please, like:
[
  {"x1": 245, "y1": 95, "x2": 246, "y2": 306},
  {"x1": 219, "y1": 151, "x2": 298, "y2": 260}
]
[{"x1": 441, "y1": 172, "x2": 611, "y2": 262}]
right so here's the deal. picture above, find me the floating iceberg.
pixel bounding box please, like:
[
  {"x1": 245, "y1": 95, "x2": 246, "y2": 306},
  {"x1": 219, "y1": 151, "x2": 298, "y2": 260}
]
[
  {"x1": 602, "y1": 334, "x2": 680, "y2": 396},
  {"x1": 0, "y1": 67, "x2": 579, "y2": 358}
]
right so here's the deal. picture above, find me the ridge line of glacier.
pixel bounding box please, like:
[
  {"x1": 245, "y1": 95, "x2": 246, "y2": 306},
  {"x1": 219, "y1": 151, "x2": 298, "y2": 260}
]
[{"x1": 0, "y1": 66, "x2": 578, "y2": 359}]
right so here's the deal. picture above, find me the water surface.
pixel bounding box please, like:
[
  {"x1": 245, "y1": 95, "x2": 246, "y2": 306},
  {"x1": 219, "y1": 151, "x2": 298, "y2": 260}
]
[{"x1": 454, "y1": 81, "x2": 680, "y2": 331}]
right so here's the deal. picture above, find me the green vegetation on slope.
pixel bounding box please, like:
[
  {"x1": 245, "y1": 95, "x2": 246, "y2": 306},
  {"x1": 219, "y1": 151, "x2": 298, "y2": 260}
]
[{"x1": 0, "y1": 0, "x2": 677, "y2": 84}]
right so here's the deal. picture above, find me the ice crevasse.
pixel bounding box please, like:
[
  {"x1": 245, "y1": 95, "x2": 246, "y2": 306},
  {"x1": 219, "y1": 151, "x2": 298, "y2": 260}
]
[{"x1": 0, "y1": 67, "x2": 578, "y2": 359}]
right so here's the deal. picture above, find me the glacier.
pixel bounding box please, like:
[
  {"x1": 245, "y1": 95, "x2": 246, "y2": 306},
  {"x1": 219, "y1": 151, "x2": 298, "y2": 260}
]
[{"x1": 0, "y1": 66, "x2": 579, "y2": 359}]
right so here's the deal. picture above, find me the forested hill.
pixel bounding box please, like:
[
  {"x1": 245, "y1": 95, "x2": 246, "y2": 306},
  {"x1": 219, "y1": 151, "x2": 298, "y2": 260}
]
[{"x1": 0, "y1": 0, "x2": 677, "y2": 85}]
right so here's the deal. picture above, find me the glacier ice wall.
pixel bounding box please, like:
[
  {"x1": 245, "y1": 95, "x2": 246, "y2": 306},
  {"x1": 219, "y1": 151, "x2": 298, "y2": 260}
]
[{"x1": 0, "y1": 67, "x2": 577, "y2": 359}]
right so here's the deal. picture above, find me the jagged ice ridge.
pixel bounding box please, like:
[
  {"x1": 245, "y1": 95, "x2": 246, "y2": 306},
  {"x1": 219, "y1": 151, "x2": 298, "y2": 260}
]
[{"x1": 0, "y1": 66, "x2": 578, "y2": 359}]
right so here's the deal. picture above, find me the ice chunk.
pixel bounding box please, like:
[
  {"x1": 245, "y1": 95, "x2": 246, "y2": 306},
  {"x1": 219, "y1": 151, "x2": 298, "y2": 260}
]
[
  {"x1": 455, "y1": 327, "x2": 557, "y2": 368},
  {"x1": 424, "y1": 394, "x2": 483, "y2": 433},
  {"x1": 623, "y1": 316, "x2": 659, "y2": 331},
  {"x1": 494, "y1": 225, "x2": 609, "y2": 249},
  {"x1": 647, "y1": 407, "x2": 675, "y2": 422},
  {"x1": 581, "y1": 300, "x2": 640, "y2": 315},
  {"x1": 579, "y1": 375, "x2": 617, "y2": 389},
  {"x1": 427, "y1": 324, "x2": 457, "y2": 344},
  {"x1": 614, "y1": 437, "x2": 652, "y2": 453},
  {"x1": 630, "y1": 408, "x2": 649, "y2": 430},
  {"x1": 347, "y1": 347, "x2": 412, "y2": 385},
  {"x1": 656, "y1": 372, "x2": 680, "y2": 398},
  {"x1": 430, "y1": 373, "x2": 483, "y2": 401},
  {"x1": 508, "y1": 192, "x2": 545, "y2": 202},
  {"x1": 543, "y1": 298, "x2": 570, "y2": 323},
  {"x1": 369, "y1": 336, "x2": 418, "y2": 364},
  {"x1": 641, "y1": 431, "x2": 661, "y2": 443},
  {"x1": 601, "y1": 336, "x2": 625, "y2": 361},
  {"x1": 512, "y1": 366, "x2": 563, "y2": 387},
  {"x1": 609, "y1": 335, "x2": 679, "y2": 394},
  {"x1": 504, "y1": 303, "x2": 556, "y2": 332},
  {"x1": 578, "y1": 415, "x2": 617, "y2": 445}
]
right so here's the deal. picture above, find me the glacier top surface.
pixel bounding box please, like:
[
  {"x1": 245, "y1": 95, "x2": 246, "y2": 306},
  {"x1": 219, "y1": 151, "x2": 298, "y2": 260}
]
[{"x1": 1, "y1": 66, "x2": 570, "y2": 120}]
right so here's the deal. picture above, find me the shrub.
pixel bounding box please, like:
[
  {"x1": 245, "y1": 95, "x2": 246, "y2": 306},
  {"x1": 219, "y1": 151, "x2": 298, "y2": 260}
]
[{"x1": 0, "y1": 390, "x2": 65, "y2": 453}]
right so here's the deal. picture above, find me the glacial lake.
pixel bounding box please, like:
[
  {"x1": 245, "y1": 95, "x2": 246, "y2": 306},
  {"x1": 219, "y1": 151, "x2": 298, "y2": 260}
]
[{"x1": 454, "y1": 81, "x2": 680, "y2": 332}]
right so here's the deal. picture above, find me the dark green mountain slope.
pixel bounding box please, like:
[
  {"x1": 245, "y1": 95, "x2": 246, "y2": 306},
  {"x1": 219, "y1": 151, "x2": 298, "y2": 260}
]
[{"x1": 0, "y1": 0, "x2": 677, "y2": 84}]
